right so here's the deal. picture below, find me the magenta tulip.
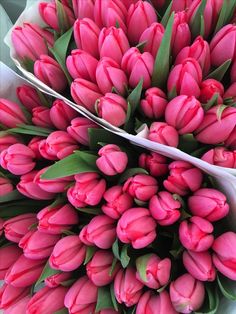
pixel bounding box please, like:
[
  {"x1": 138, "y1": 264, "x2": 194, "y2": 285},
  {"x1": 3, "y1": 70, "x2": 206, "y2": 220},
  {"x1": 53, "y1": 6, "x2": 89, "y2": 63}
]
[
  {"x1": 140, "y1": 87, "x2": 167, "y2": 119},
  {"x1": 148, "y1": 122, "x2": 179, "y2": 147},
  {"x1": 50, "y1": 99, "x2": 78, "y2": 131},
  {"x1": 139, "y1": 152, "x2": 169, "y2": 177}
]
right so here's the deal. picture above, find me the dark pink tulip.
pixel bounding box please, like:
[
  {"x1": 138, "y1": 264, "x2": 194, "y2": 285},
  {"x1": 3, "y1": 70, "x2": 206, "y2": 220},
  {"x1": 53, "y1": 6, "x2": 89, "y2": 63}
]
[
  {"x1": 127, "y1": 0, "x2": 157, "y2": 45},
  {"x1": 0, "y1": 284, "x2": 29, "y2": 310},
  {"x1": 164, "y1": 161, "x2": 203, "y2": 196},
  {"x1": 97, "y1": 93, "x2": 127, "y2": 127},
  {"x1": 140, "y1": 87, "x2": 167, "y2": 119},
  {"x1": 195, "y1": 105, "x2": 236, "y2": 144},
  {"x1": 0, "y1": 99, "x2": 27, "y2": 128},
  {"x1": 165, "y1": 95, "x2": 204, "y2": 135},
  {"x1": 179, "y1": 216, "x2": 214, "y2": 252},
  {"x1": 121, "y1": 47, "x2": 154, "y2": 89},
  {"x1": 96, "y1": 57, "x2": 128, "y2": 95},
  {"x1": 71, "y1": 78, "x2": 103, "y2": 113},
  {"x1": 114, "y1": 268, "x2": 143, "y2": 307},
  {"x1": 67, "y1": 116, "x2": 99, "y2": 145},
  {"x1": 34, "y1": 55, "x2": 67, "y2": 93},
  {"x1": 167, "y1": 58, "x2": 202, "y2": 98},
  {"x1": 45, "y1": 272, "x2": 72, "y2": 288},
  {"x1": 67, "y1": 172, "x2": 106, "y2": 207},
  {"x1": 4, "y1": 295, "x2": 30, "y2": 314},
  {"x1": 199, "y1": 79, "x2": 224, "y2": 104},
  {"x1": 74, "y1": 18, "x2": 100, "y2": 58},
  {"x1": 11, "y1": 23, "x2": 54, "y2": 61},
  {"x1": 49, "y1": 235, "x2": 86, "y2": 271},
  {"x1": 26, "y1": 286, "x2": 68, "y2": 314},
  {"x1": 0, "y1": 177, "x2": 13, "y2": 196},
  {"x1": 3, "y1": 213, "x2": 37, "y2": 243},
  {"x1": 32, "y1": 106, "x2": 54, "y2": 128},
  {"x1": 0, "y1": 133, "x2": 21, "y2": 153},
  {"x1": 139, "y1": 22, "x2": 164, "y2": 58},
  {"x1": 64, "y1": 276, "x2": 97, "y2": 314},
  {"x1": 86, "y1": 250, "x2": 120, "y2": 286},
  {"x1": 183, "y1": 250, "x2": 216, "y2": 281},
  {"x1": 79, "y1": 215, "x2": 116, "y2": 249},
  {"x1": 66, "y1": 49, "x2": 98, "y2": 82},
  {"x1": 170, "y1": 273, "x2": 205, "y2": 313},
  {"x1": 139, "y1": 152, "x2": 168, "y2": 177},
  {"x1": 171, "y1": 0, "x2": 194, "y2": 12},
  {"x1": 123, "y1": 0, "x2": 139, "y2": 9},
  {"x1": 117, "y1": 207, "x2": 157, "y2": 249},
  {"x1": 96, "y1": 144, "x2": 128, "y2": 175},
  {"x1": 28, "y1": 137, "x2": 44, "y2": 159},
  {"x1": 149, "y1": 191, "x2": 181, "y2": 225},
  {"x1": 50, "y1": 99, "x2": 78, "y2": 131},
  {"x1": 72, "y1": 0, "x2": 95, "y2": 19},
  {"x1": 37, "y1": 203, "x2": 78, "y2": 234},
  {"x1": 4, "y1": 254, "x2": 45, "y2": 287},
  {"x1": 17, "y1": 171, "x2": 55, "y2": 200},
  {"x1": 202, "y1": 147, "x2": 236, "y2": 168},
  {"x1": 102, "y1": 185, "x2": 133, "y2": 219},
  {"x1": 17, "y1": 85, "x2": 42, "y2": 111},
  {"x1": 212, "y1": 232, "x2": 236, "y2": 280},
  {"x1": 226, "y1": 127, "x2": 236, "y2": 150},
  {"x1": 148, "y1": 122, "x2": 179, "y2": 147},
  {"x1": 0, "y1": 245, "x2": 21, "y2": 279}
]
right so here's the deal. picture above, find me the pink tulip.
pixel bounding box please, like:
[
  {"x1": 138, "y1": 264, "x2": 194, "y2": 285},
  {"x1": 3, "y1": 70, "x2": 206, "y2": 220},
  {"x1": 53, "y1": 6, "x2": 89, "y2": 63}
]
[
  {"x1": 11, "y1": 23, "x2": 54, "y2": 61},
  {"x1": 226, "y1": 127, "x2": 236, "y2": 150},
  {"x1": 0, "y1": 133, "x2": 21, "y2": 153},
  {"x1": 117, "y1": 207, "x2": 157, "y2": 249},
  {"x1": 37, "y1": 203, "x2": 78, "y2": 234},
  {"x1": 171, "y1": 0, "x2": 194, "y2": 12},
  {"x1": 74, "y1": 18, "x2": 100, "y2": 58},
  {"x1": 79, "y1": 215, "x2": 116, "y2": 249},
  {"x1": 165, "y1": 95, "x2": 204, "y2": 135},
  {"x1": 127, "y1": 0, "x2": 157, "y2": 45},
  {"x1": 148, "y1": 122, "x2": 179, "y2": 147},
  {"x1": 121, "y1": 47, "x2": 154, "y2": 89},
  {"x1": 45, "y1": 272, "x2": 72, "y2": 288},
  {"x1": 167, "y1": 58, "x2": 202, "y2": 98},
  {"x1": 4, "y1": 295, "x2": 30, "y2": 314},
  {"x1": 170, "y1": 273, "x2": 205, "y2": 313},
  {"x1": 0, "y1": 99, "x2": 27, "y2": 128},
  {"x1": 96, "y1": 144, "x2": 128, "y2": 175},
  {"x1": 139, "y1": 22, "x2": 164, "y2": 58},
  {"x1": 140, "y1": 87, "x2": 167, "y2": 119},
  {"x1": 98, "y1": 27, "x2": 130, "y2": 64},
  {"x1": 97, "y1": 93, "x2": 128, "y2": 127},
  {"x1": 72, "y1": 0, "x2": 95, "y2": 19},
  {"x1": 195, "y1": 105, "x2": 236, "y2": 144},
  {"x1": 28, "y1": 137, "x2": 43, "y2": 159},
  {"x1": 136, "y1": 254, "x2": 171, "y2": 289},
  {"x1": 199, "y1": 79, "x2": 224, "y2": 104},
  {"x1": 0, "y1": 284, "x2": 29, "y2": 310},
  {"x1": 67, "y1": 116, "x2": 99, "y2": 145},
  {"x1": 224, "y1": 82, "x2": 236, "y2": 103},
  {"x1": 0, "y1": 245, "x2": 21, "y2": 279},
  {"x1": 71, "y1": 78, "x2": 103, "y2": 113},
  {"x1": 212, "y1": 232, "x2": 236, "y2": 280},
  {"x1": 114, "y1": 268, "x2": 143, "y2": 307},
  {"x1": 139, "y1": 152, "x2": 169, "y2": 177},
  {"x1": 49, "y1": 235, "x2": 86, "y2": 271},
  {"x1": 67, "y1": 172, "x2": 106, "y2": 207},
  {"x1": 183, "y1": 250, "x2": 216, "y2": 281},
  {"x1": 102, "y1": 185, "x2": 133, "y2": 219},
  {"x1": 34, "y1": 55, "x2": 67, "y2": 93},
  {"x1": 202, "y1": 147, "x2": 236, "y2": 168},
  {"x1": 3, "y1": 213, "x2": 37, "y2": 243},
  {"x1": 32, "y1": 106, "x2": 54, "y2": 128},
  {"x1": 123, "y1": 0, "x2": 139, "y2": 9},
  {"x1": 86, "y1": 250, "x2": 120, "y2": 286},
  {"x1": 64, "y1": 276, "x2": 97, "y2": 314},
  {"x1": 179, "y1": 216, "x2": 214, "y2": 252},
  {"x1": 149, "y1": 191, "x2": 181, "y2": 225},
  {"x1": 50, "y1": 99, "x2": 78, "y2": 130},
  {"x1": 17, "y1": 85, "x2": 42, "y2": 111},
  {"x1": 96, "y1": 57, "x2": 128, "y2": 95},
  {"x1": 0, "y1": 177, "x2": 13, "y2": 196},
  {"x1": 164, "y1": 161, "x2": 203, "y2": 196},
  {"x1": 4, "y1": 254, "x2": 46, "y2": 287}
]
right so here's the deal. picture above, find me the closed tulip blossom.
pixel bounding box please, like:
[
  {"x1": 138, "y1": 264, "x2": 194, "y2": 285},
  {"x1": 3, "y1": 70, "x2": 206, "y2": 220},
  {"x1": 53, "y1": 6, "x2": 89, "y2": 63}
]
[
  {"x1": 0, "y1": 99, "x2": 27, "y2": 128},
  {"x1": 67, "y1": 117, "x2": 99, "y2": 145},
  {"x1": 226, "y1": 127, "x2": 236, "y2": 150},
  {"x1": 45, "y1": 272, "x2": 72, "y2": 288},
  {"x1": 139, "y1": 22, "x2": 164, "y2": 58},
  {"x1": 117, "y1": 207, "x2": 157, "y2": 249},
  {"x1": 199, "y1": 79, "x2": 224, "y2": 104},
  {"x1": 140, "y1": 87, "x2": 168, "y2": 119},
  {"x1": 0, "y1": 245, "x2": 22, "y2": 279},
  {"x1": 0, "y1": 133, "x2": 21, "y2": 153},
  {"x1": 148, "y1": 122, "x2": 179, "y2": 148},
  {"x1": 16, "y1": 85, "x2": 42, "y2": 111},
  {"x1": 0, "y1": 177, "x2": 13, "y2": 196},
  {"x1": 202, "y1": 147, "x2": 236, "y2": 168},
  {"x1": 0, "y1": 284, "x2": 30, "y2": 310},
  {"x1": 4, "y1": 295, "x2": 30, "y2": 314},
  {"x1": 72, "y1": 0, "x2": 95, "y2": 19},
  {"x1": 139, "y1": 152, "x2": 169, "y2": 177},
  {"x1": 28, "y1": 136, "x2": 44, "y2": 159},
  {"x1": 171, "y1": 0, "x2": 194, "y2": 12},
  {"x1": 32, "y1": 106, "x2": 54, "y2": 128}
]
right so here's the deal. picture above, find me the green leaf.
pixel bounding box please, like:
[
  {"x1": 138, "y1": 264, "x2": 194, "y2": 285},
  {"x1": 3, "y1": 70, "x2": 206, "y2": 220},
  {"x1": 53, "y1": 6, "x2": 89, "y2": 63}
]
[
  {"x1": 214, "y1": 0, "x2": 236, "y2": 34},
  {"x1": 152, "y1": 13, "x2": 174, "y2": 88},
  {"x1": 112, "y1": 239, "x2": 120, "y2": 260},
  {"x1": 95, "y1": 286, "x2": 114, "y2": 312},
  {"x1": 200, "y1": 14, "x2": 205, "y2": 38},
  {"x1": 36, "y1": 89, "x2": 51, "y2": 108},
  {"x1": 120, "y1": 244, "x2": 130, "y2": 268},
  {"x1": 127, "y1": 79, "x2": 143, "y2": 115},
  {"x1": 217, "y1": 274, "x2": 236, "y2": 301},
  {"x1": 83, "y1": 246, "x2": 96, "y2": 265},
  {"x1": 216, "y1": 105, "x2": 227, "y2": 121},
  {"x1": 8, "y1": 124, "x2": 52, "y2": 137},
  {"x1": 118, "y1": 168, "x2": 148, "y2": 184},
  {"x1": 206, "y1": 59, "x2": 231, "y2": 81},
  {"x1": 88, "y1": 128, "x2": 124, "y2": 150},
  {"x1": 190, "y1": 0, "x2": 207, "y2": 38},
  {"x1": 168, "y1": 87, "x2": 177, "y2": 100},
  {"x1": 110, "y1": 283, "x2": 119, "y2": 311},
  {"x1": 109, "y1": 258, "x2": 118, "y2": 276},
  {"x1": 0, "y1": 190, "x2": 24, "y2": 203},
  {"x1": 136, "y1": 254, "x2": 152, "y2": 282},
  {"x1": 136, "y1": 40, "x2": 147, "y2": 52},
  {"x1": 54, "y1": 309, "x2": 69, "y2": 314},
  {"x1": 56, "y1": 0, "x2": 71, "y2": 34},
  {"x1": 35, "y1": 261, "x2": 61, "y2": 286},
  {"x1": 178, "y1": 133, "x2": 199, "y2": 154},
  {"x1": 191, "y1": 146, "x2": 212, "y2": 158},
  {"x1": 76, "y1": 207, "x2": 102, "y2": 215},
  {"x1": 203, "y1": 93, "x2": 219, "y2": 111},
  {"x1": 22, "y1": 57, "x2": 34, "y2": 73},
  {"x1": 194, "y1": 284, "x2": 219, "y2": 314},
  {"x1": 41, "y1": 151, "x2": 98, "y2": 179},
  {"x1": 124, "y1": 102, "x2": 132, "y2": 132},
  {"x1": 161, "y1": 0, "x2": 173, "y2": 27}
]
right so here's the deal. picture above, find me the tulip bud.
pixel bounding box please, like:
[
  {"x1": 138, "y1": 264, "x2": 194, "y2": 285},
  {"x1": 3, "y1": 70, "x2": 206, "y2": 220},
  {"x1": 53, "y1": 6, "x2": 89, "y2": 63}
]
[
  {"x1": 0, "y1": 133, "x2": 21, "y2": 153},
  {"x1": 102, "y1": 185, "x2": 133, "y2": 219},
  {"x1": 117, "y1": 207, "x2": 157, "y2": 249},
  {"x1": 86, "y1": 250, "x2": 120, "y2": 286},
  {"x1": 79, "y1": 215, "x2": 116, "y2": 249},
  {"x1": 4, "y1": 295, "x2": 30, "y2": 314},
  {"x1": 17, "y1": 85, "x2": 42, "y2": 111},
  {"x1": 199, "y1": 79, "x2": 224, "y2": 104},
  {"x1": 45, "y1": 272, "x2": 72, "y2": 288},
  {"x1": 202, "y1": 147, "x2": 236, "y2": 168},
  {"x1": 179, "y1": 216, "x2": 214, "y2": 252},
  {"x1": 34, "y1": 55, "x2": 67, "y2": 93},
  {"x1": 164, "y1": 161, "x2": 203, "y2": 196},
  {"x1": 212, "y1": 232, "x2": 236, "y2": 280},
  {"x1": 139, "y1": 152, "x2": 168, "y2": 177},
  {"x1": 28, "y1": 137, "x2": 43, "y2": 159},
  {"x1": 170, "y1": 273, "x2": 205, "y2": 313},
  {"x1": 121, "y1": 47, "x2": 154, "y2": 89},
  {"x1": 140, "y1": 87, "x2": 167, "y2": 119},
  {"x1": 67, "y1": 116, "x2": 99, "y2": 145},
  {"x1": 49, "y1": 235, "x2": 86, "y2": 271},
  {"x1": 97, "y1": 93, "x2": 128, "y2": 127},
  {"x1": 67, "y1": 172, "x2": 106, "y2": 207},
  {"x1": 165, "y1": 95, "x2": 204, "y2": 135},
  {"x1": 183, "y1": 250, "x2": 216, "y2": 281},
  {"x1": 139, "y1": 22, "x2": 164, "y2": 58},
  {"x1": 0, "y1": 99, "x2": 27, "y2": 128},
  {"x1": 3, "y1": 213, "x2": 37, "y2": 243},
  {"x1": 171, "y1": 0, "x2": 194, "y2": 12},
  {"x1": 11, "y1": 23, "x2": 54, "y2": 61},
  {"x1": 167, "y1": 58, "x2": 202, "y2": 98},
  {"x1": 50, "y1": 99, "x2": 78, "y2": 130},
  {"x1": 0, "y1": 246, "x2": 21, "y2": 279},
  {"x1": 148, "y1": 122, "x2": 179, "y2": 148},
  {"x1": 0, "y1": 177, "x2": 13, "y2": 196},
  {"x1": 127, "y1": 0, "x2": 157, "y2": 45},
  {"x1": 114, "y1": 268, "x2": 143, "y2": 307},
  {"x1": 74, "y1": 18, "x2": 100, "y2": 58},
  {"x1": 72, "y1": 0, "x2": 95, "y2": 19},
  {"x1": 32, "y1": 106, "x2": 54, "y2": 128},
  {"x1": 0, "y1": 284, "x2": 29, "y2": 310}
]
